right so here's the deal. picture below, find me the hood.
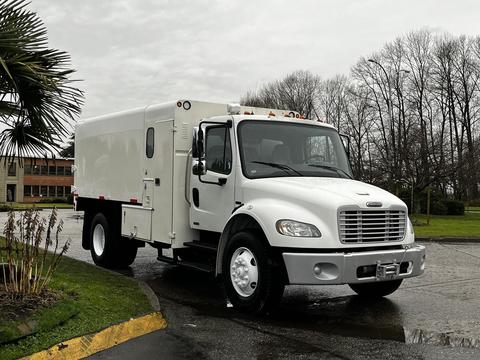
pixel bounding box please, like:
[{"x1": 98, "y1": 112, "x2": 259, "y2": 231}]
[{"x1": 242, "y1": 177, "x2": 405, "y2": 209}]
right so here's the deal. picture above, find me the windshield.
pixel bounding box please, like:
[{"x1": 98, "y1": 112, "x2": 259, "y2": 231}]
[{"x1": 237, "y1": 120, "x2": 353, "y2": 179}]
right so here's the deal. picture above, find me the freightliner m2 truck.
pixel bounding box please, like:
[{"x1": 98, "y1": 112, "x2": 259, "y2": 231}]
[{"x1": 74, "y1": 100, "x2": 425, "y2": 314}]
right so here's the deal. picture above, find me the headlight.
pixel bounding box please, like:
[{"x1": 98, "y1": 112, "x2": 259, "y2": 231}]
[{"x1": 275, "y1": 219, "x2": 321, "y2": 237}]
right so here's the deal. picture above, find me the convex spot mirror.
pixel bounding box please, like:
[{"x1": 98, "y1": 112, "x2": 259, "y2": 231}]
[{"x1": 192, "y1": 160, "x2": 206, "y2": 176}]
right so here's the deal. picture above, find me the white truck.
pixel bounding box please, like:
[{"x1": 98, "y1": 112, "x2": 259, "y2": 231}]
[{"x1": 74, "y1": 100, "x2": 425, "y2": 314}]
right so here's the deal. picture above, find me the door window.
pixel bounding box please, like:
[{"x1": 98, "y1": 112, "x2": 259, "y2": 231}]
[{"x1": 205, "y1": 126, "x2": 232, "y2": 175}]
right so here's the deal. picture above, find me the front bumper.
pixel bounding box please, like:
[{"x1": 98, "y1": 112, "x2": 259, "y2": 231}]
[{"x1": 282, "y1": 244, "x2": 425, "y2": 285}]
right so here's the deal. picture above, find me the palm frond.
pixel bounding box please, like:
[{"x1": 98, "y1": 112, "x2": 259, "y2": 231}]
[{"x1": 0, "y1": 0, "x2": 83, "y2": 160}]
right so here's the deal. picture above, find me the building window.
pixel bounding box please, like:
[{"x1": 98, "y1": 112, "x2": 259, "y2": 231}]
[
  {"x1": 49, "y1": 166, "x2": 56, "y2": 176},
  {"x1": 65, "y1": 186, "x2": 71, "y2": 195},
  {"x1": 41, "y1": 165, "x2": 48, "y2": 175},
  {"x1": 41, "y1": 186, "x2": 47, "y2": 197},
  {"x1": 24, "y1": 185, "x2": 31, "y2": 197},
  {"x1": 57, "y1": 166, "x2": 64, "y2": 176},
  {"x1": 24, "y1": 165, "x2": 32, "y2": 175},
  {"x1": 32, "y1": 186, "x2": 39, "y2": 197},
  {"x1": 65, "y1": 166, "x2": 72, "y2": 176},
  {"x1": 48, "y1": 186, "x2": 56, "y2": 197},
  {"x1": 8, "y1": 163, "x2": 16, "y2": 176},
  {"x1": 32, "y1": 165, "x2": 40, "y2": 175},
  {"x1": 57, "y1": 186, "x2": 64, "y2": 197}
]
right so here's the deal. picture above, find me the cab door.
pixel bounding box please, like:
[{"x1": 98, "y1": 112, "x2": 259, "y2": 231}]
[{"x1": 190, "y1": 124, "x2": 235, "y2": 232}]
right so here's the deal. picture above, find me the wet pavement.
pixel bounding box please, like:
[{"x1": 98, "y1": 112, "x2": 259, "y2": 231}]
[{"x1": 3, "y1": 209, "x2": 480, "y2": 359}]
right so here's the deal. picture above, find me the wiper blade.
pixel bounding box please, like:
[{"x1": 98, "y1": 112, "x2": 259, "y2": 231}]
[
  {"x1": 308, "y1": 164, "x2": 353, "y2": 179},
  {"x1": 251, "y1": 161, "x2": 303, "y2": 176}
]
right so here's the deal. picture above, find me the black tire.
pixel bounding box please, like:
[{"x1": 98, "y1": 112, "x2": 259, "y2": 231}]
[
  {"x1": 90, "y1": 213, "x2": 137, "y2": 269},
  {"x1": 222, "y1": 230, "x2": 285, "y2": 314},
  {"x1": 349, "y1": 279, "x2": 403, "y2": 298}
]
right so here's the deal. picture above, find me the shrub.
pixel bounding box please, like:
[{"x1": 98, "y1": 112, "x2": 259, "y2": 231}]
[
  {"x1": 1, "y1": 208, "x2": 70, "y2": 297},
  {"x1": 431, "y1": 201, "x2": 448, "y2": 215},
  {"x1": 0, "y1": 204, "x2": 13, "y2": 212},
  {"x1": 37, "y1": 198, "x2": 68, "y2": 204},
  {"x1": 467, "y1": 199, "x2": 480, "y2": 207},
  {"x1": 444, "y1": 200, "x2": 465, "y2": 215}
]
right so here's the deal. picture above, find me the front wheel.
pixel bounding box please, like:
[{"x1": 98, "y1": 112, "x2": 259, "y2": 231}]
[
  {"x1": 349, "y1": 279, "x2": 403, "y2": 298},
  {"x1": 222, "y1": 230, "x2": 285, "y2": 314}
]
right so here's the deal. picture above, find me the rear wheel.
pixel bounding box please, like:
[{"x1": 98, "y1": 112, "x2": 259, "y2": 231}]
[
  {"x1": 90, "y1": 213, "x2": 137, "y2": 269},
  {"x1": 349, "y1": 279, "x2": 403, "y2": 298},
  {"x1": 222, "y1": 230, "x2": 284, "y2": 314}
]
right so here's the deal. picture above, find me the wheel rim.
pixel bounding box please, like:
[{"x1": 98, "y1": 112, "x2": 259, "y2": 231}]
[
  {"x1": 230, "y1": 247, "x2": 258, "y2": 297},
  {"x1": 93, "y1": 223, "x2": 105, "y2": 257}
]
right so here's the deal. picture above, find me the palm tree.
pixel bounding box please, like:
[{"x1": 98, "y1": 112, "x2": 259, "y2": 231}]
[
  {"x1": 0, "y1": 0, "x2": 83, "y2": 162},
  {"x1": 59, "y1": 134, "x2": 74, "y2": 158}
]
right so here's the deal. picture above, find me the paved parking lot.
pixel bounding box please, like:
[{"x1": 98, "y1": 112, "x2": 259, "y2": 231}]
[{"x1": 3, "y1": 209, "x2": 480, "y2": 359}]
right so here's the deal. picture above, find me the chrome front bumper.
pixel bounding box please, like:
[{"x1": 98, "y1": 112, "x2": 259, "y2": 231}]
[{"x1": 282, "y1": 245, "x2": 425, "y2": 285}]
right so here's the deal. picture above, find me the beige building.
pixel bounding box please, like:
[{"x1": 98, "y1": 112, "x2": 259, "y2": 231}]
[{"x1": 0, "y1": 157, "x2": 74, "y2": 203}]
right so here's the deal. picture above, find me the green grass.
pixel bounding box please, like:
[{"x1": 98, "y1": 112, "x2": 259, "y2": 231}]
[
  {"x1": 466, "y1": 206, "x2": 480, "y2": 212},
  {"x1": 1, "y1": 202, "x2": 73, "y2": 211},
  {"x1": 0, "y1": 253, "x2": 152, "y2": 359},
  {"x1": 412, "y1": 211, "x2": 480, "y2": 238},
  {"x1": 0, "y1": 299, "x2": 80, "y2": 344}
]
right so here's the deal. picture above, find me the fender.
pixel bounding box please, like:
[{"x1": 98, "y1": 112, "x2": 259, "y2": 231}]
[{"x1": 215, "y1": 199, "x2": 335, "y2": 276}]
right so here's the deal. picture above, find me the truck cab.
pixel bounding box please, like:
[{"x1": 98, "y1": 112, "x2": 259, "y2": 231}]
[{"x1": 74, "y1": 100, "x2": 425, "y2": 314}]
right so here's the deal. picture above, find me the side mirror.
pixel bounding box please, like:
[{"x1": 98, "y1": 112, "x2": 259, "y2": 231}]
[
  {"x1": 192, "y1": 128, "x2": 198, "y2": 158},
  {"x1": 197, "y1": 128, "x2": 204, "y2": 159}
]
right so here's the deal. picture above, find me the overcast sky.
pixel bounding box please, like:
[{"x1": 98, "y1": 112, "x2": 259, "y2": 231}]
[{"x1": 30, "y1": 0, "x2": 480, "y2": 122}]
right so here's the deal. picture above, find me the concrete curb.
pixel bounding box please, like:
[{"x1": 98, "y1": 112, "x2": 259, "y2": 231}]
[
  {"x1": 137, "y1": 280, "x2": 161, "y2": 312},
  {"x1": 417, "y1": 237, "x2": 480, "y2": 243},
  {"x1": 21, "y1": 312, "x2": 167, "y2": 360}
]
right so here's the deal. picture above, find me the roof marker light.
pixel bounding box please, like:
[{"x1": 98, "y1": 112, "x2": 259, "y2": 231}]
[
  {"x1": 183, "y1": 101, "x2": 191, "y2": 110},
  {"x1": 268, "y1": 111, "x2": 276, "y2": 117}
]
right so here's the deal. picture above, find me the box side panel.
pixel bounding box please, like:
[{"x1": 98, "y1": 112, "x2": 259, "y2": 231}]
[{"x1": 74, "y1": 108, "x2": 145, "y2": 202}]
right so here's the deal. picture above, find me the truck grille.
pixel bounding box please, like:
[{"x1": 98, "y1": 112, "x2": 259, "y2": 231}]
[{"x1": 339, "y1": 209, "x2": 406, "y2": 243}]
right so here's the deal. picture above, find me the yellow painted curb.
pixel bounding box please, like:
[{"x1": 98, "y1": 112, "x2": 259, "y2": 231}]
[{"x1": 22, "y1": 312, "x2": 167, "y2": 360}]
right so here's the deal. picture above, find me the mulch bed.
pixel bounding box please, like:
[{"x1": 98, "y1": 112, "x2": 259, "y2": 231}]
[{"x1": 0, "y1": 284, "x2": 61, "y2": 323}]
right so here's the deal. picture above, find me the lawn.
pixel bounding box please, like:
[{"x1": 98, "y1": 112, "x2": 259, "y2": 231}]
[
  {"x1": 412, "y1": 211, "x2": 480, "y2": 238},
  {"x1": 0, "y1": 249, "x2": 152, "y2": 360}
]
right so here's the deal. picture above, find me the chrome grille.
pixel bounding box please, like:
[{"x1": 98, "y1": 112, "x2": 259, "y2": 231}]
[{"x1": 339, "y1": 209, "x2": 406, "y2": 243}]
